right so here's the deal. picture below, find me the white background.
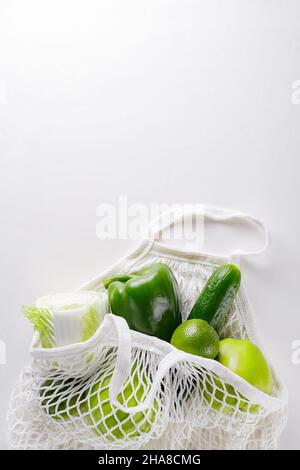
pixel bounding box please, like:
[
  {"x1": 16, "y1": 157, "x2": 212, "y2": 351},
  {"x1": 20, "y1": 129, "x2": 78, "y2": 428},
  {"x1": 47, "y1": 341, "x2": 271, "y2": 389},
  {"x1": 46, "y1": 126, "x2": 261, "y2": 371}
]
[{"x1": 0, "y1": 0, "x2": 300, "y2": 449}]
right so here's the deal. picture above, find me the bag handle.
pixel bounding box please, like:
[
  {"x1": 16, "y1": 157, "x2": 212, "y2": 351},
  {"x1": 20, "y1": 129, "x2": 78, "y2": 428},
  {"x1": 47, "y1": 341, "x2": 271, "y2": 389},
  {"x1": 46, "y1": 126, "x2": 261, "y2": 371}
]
[
  {"x1": 108, "y1": 314, "x2": 133, "y2": 402},
  {"x1": 147, "y1": 204, "x2": 269, "y2": 257},
  {"x1": 109, "y1": 314, "x2": 186, "y2": 413}
]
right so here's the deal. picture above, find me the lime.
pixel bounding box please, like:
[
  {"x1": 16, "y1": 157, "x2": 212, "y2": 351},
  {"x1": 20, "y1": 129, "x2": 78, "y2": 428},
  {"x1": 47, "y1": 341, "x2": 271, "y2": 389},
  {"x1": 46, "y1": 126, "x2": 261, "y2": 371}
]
[{"x1": 170, "y1": 319, "x2": 219, "y2": 359}]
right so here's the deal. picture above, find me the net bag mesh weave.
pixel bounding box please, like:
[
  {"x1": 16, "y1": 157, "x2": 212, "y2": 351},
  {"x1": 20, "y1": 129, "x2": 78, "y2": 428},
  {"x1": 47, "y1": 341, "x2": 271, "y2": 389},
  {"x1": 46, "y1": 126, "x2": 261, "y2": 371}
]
[{"x1": 7, "y1": 250, "x2": 288, "y2": 450}]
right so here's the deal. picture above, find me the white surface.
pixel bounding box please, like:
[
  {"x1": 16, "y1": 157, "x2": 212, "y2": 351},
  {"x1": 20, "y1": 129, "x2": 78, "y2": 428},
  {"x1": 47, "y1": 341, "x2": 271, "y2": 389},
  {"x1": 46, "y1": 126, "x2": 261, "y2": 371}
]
[{"x1": 0, "y1": 0, "x2": 300, "y2": 449}]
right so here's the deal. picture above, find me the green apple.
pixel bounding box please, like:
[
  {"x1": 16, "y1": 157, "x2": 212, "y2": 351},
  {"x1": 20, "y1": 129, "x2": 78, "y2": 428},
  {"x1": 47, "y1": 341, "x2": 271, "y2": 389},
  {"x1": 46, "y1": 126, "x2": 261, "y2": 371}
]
[
  {"x1": 85, "y1": 368, "x2": 157, "y2": 441},
  {"x1": 203, "y1": 338, "x2": 272, "y2": 415},
  {"x1": 40, "y1": 378, "x2": 82, "y2": 420},
  {"x1": 218, "y1": 338, "x2": 272, "y2": 394}
]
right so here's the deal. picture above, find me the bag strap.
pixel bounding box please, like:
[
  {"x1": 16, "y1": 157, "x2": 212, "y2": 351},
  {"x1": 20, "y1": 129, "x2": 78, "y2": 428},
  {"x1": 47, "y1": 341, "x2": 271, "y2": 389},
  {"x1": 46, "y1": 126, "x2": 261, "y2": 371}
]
[
  {"x1": 147, "y1": 204, "x2": 269, "y2": 258},
  {"x1": 109, "y1": 314, "x2": 186, "y2": 413},
  {"x1": 109, "y1": 315, "x2": 132, "y2": 403}
]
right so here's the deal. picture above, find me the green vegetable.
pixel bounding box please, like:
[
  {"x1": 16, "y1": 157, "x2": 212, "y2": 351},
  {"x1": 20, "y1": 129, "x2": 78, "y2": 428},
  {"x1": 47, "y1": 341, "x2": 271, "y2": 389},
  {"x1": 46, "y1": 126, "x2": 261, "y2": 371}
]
[
  {"x1": 188, "y1": 264, "x2": 241, "y2": 333},
  {"x1": 23, "y1": 291, "x2": 108, "y2": 347},
  {"x1": 22, "y1": 305, "x2": 55, "y2": 348},
  {"x1": 104, "y1": 263, "x2": 181, "y2": 342}
]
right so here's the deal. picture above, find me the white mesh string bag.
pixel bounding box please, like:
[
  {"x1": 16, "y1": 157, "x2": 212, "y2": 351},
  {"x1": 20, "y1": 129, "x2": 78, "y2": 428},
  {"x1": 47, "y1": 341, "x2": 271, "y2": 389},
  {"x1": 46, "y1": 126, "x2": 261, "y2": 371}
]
[{"x1": 7, "y1": 206, "x2": 288, "y2": 450}]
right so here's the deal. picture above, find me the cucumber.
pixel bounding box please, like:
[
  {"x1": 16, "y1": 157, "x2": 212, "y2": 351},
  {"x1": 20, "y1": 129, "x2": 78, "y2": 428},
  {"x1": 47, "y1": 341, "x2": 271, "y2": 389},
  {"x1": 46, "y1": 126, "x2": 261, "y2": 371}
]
[{"x1": 188, "y1": 264, "x2": 241, "y2": 333}]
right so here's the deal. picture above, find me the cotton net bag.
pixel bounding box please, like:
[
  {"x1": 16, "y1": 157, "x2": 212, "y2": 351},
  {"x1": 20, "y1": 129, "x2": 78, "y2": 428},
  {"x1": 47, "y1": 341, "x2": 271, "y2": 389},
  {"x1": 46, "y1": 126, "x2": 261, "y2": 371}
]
[{"x1": 7, "y1": 205, "x2": 288, "y2": 450}]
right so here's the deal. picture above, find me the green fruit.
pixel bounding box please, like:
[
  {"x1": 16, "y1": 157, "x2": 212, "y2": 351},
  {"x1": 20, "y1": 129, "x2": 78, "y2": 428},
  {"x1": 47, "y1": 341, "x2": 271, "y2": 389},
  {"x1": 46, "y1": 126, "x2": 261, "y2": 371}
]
[
  {"x1": 188, "y1": 264, "x2": 241, "y2": 333},
  {"x1": 170, "y1": 319, "x2": 219, "y2": 359},
  {"x1": 203, "y1": 375, "x2": 259, "y2": 415},
  {"x1": 203, "y1": 339, "x2": 272, "y2": 415},
  {"x1": 85, "y1": 368, "x2": 157, "y2": 441},
  {"x1": 40, "y1": 378, "x2": 82, "y2": 420},
  {"x1": 218, "y1": 338, "x2": 272, "y2": 394}
]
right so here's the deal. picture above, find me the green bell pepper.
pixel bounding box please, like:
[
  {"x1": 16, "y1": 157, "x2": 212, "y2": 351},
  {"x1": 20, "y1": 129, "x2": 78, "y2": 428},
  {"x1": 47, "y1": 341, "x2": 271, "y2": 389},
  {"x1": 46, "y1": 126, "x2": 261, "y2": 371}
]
[{"x1": 104, "y1": 263, "x2": 181, "y2": 342}]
